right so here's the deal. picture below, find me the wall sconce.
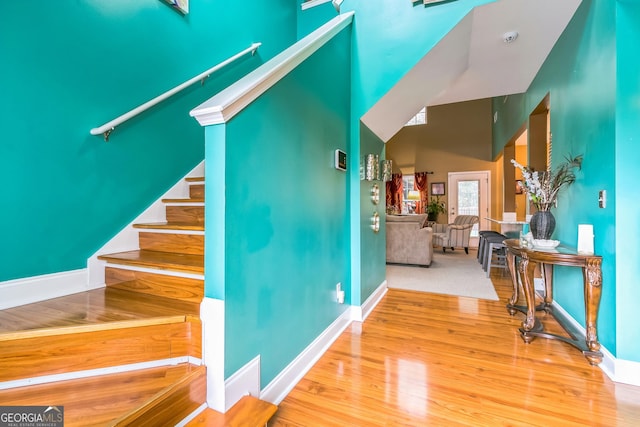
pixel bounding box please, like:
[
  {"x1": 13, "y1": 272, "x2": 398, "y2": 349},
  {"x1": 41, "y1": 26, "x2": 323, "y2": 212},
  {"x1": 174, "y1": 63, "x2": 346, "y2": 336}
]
[
  {"x1": 371, "y1": 184, "x2": 380, "y2": 205},
  {"x1": 371, "y1": 211, "x2": 380, "y2": 233},
  {"x1": 364, "y1": 154, "x2": 380, "y2": 181},
  {"x1": 381, "y1": 159, "x2": 393, "y2": 182}
]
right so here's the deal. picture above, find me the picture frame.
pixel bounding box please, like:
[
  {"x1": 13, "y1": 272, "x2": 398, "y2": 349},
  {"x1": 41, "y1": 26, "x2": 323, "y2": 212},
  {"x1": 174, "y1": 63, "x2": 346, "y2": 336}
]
[
  {"x1": 431, "y1": 182, "x2": 445, "y2": 196},
  {"x1": 515, "y1": 180, "x2": 524, "y2": 194}
]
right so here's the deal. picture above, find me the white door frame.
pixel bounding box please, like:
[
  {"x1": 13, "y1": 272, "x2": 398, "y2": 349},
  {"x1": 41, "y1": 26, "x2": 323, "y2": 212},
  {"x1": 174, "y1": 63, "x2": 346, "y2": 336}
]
[{"x1": 447, "y1": 171, "x2": 491, "y2": 247}]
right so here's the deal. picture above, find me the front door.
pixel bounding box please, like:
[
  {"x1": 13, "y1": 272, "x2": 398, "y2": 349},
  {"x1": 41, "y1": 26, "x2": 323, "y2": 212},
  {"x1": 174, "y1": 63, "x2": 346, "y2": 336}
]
[{"x1": 448, "y1": 171, "x2": 490, "y2": 248}]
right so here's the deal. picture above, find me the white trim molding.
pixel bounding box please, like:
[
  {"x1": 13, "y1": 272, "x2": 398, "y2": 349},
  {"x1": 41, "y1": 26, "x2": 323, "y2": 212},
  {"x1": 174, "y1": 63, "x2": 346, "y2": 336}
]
[
  {"x1": 260, "y1": 307, "x2": 353, "y2": 405},
  {"x1": 0, "y1": 269, "x2": 93, "y2": 310},
  {"x1": 190, "y1": 12, "x2": 354, "y2": 126},
  {"x1": 301, "y1": 0, "x2": 332, "y2": 10},
  {"x1": 351, "y1": 280, "x2": 388, "y2": 322},
  {"x1": 553, "y1": 301, "x2": 640, "y2": 387},
  {"x1": 225, "y1": 356, "x2": 261, "y2": 411},
  {"x1": 610, "y1": 358, "x2": 640, "y2": 387}
]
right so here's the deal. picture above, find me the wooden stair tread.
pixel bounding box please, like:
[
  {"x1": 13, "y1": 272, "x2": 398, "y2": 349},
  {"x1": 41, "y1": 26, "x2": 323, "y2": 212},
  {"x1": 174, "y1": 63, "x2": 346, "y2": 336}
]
[
  {"x1": 0, "y1": 287, "x2": 194, "y2": 336},
  {"x1": 186, "y1": 396, "x2": 277, "y2": 427},
  {"x1": 185, "y1": 176, "x2": 205, "y2": 182},
  {"x1": 98, "y1": 250, "x2": 204, "y2": 274},
  {"x1": 134, "y1": 222, "x2": 204, "y2": 231},
  {"x1": 162, "y1": 197, "x2": 204, "y2": 203},
  {"x1": 0, "y1": 363, "x2": 206, "y2": 427}
]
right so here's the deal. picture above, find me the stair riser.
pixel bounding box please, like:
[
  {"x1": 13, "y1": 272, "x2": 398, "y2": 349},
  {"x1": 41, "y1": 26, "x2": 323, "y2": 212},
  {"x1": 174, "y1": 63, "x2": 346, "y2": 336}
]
[
  {"x1": 114, "y1": 367, "x2": 207, "y2": 426},
  {"x1": 105, "y1": 268, "x2": 203, "y2": 310},
  {"x1": 0, "y1": 364, "x2": 205, "y2": 426},
  {"x1": 98, "y1": 251, "x2": 204, "y2": 274},
  {"x1": 166, "y1": 206, "x2": 204, "y2": 224},
  {"x1": 139, "y1": 232, "x2": 204, "y2": 255},
  {"x1": 189, "y1": 184, "x2": 204, "y2": 199},
  {"x1": 0, "y1": 320, "x2": 201, "y2": 383}
]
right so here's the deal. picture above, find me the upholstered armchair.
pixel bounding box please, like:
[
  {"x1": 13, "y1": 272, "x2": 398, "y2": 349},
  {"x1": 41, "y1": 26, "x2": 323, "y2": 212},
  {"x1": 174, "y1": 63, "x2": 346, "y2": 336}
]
[{"x1": 431, "y1": 215, "x2": 479, "y2": 254}]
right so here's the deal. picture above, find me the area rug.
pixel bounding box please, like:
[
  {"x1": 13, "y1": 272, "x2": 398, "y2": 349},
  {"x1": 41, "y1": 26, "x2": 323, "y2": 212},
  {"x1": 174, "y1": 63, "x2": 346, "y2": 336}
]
[{"x1": 386, "y1": 250, "x2": 500, "y2": 301}]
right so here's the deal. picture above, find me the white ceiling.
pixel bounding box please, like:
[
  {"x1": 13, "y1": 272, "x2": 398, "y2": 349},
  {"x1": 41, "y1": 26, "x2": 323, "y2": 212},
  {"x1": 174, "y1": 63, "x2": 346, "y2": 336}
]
[{"x1": 361, "y1": 0, "x2": 583, "y2": 142}]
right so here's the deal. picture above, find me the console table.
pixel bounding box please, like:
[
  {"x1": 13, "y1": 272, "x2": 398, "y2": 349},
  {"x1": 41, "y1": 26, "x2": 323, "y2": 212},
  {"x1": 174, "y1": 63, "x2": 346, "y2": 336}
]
[{"x1": 503, "y1": 239, "x2": 603, "y2": 365}]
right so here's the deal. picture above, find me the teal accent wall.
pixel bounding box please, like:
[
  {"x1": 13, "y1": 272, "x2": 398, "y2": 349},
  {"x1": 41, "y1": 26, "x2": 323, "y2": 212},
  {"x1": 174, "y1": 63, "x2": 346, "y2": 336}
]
[
  {"x1": 297, "y1": 2, "x2": 338, "y2": 39},
  {"x1": 491, "y1": 0, "x2": 637, "y2": 359},
  {"x1": 204, "y1": 125, "x2": 227, "y2": 301},
  {"x1": 0, "y1": 0, "x2": 295, "y2": 282},
  {"x1": 615, "y1": 0, "x2": 640, "y2": 361},
  {"x1": 211, "y1": 29, "x2": 352, "y2": 384},
  {"x1": 359, "y1": 123, "x2": 387, "y2": 303}
]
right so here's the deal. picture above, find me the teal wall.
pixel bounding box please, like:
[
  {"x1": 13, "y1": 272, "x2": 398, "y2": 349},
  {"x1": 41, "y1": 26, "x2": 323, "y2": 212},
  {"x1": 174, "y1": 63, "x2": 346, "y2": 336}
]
[
  {"x1": 297, "y1": 2, "x2": 338, "y2": 39},
  {"x1": 359, "y1": 123, "x2": 387, "y2": 304},
  {"x1": 0, "y1": 0, "x2": 295, "y2": 282},
  {"x1": 491, "y1": 0, "x2": 637, "y2": 359},
  {"x1": 615, "y1": 0, "x2": 640, "y2": 361},
  {"x1": 208, "y1": 29, "x2": 352, "y2": 384}
]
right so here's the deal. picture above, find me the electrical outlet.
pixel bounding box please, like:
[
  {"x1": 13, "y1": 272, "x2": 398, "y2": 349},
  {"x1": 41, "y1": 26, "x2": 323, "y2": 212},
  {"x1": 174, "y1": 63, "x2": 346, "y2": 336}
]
[{"x1": 336, "y1": 283, "x2": 344, "y2": 304}]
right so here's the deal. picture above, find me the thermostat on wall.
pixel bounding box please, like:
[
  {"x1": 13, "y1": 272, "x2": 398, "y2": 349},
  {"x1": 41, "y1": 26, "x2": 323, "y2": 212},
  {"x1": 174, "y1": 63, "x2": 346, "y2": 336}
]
[{"x1": 335, "y1": 149, "x2": 347, "y2": 171}]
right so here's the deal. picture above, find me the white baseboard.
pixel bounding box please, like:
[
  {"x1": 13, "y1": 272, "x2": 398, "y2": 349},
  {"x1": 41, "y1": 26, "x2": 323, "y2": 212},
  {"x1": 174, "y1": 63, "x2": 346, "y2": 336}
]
[
  {"x1": 610, "y1": 358, "x2": 640, "y2": 387},
  {"x1": 552, "y1": 301, "x2": 640, "y2": 386},
  {"x1": 260, "y1": 307, "x2": 353, "y2": 405},
  {"x1": 351, "y1": 280, "x2": 387, "y2": 322},
  {"x1": 0, "y1": 269, "x2": 96, "y2": 310},
  {"x1": 224, "y1": 355, "x2": 261, "y2": 411}
]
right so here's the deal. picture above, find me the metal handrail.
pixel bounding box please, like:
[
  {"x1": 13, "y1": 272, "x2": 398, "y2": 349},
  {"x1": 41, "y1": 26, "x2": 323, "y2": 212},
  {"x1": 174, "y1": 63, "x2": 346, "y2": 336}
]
[{"x1": 90, "y1": 42, "x2": 261, "y2": 141}]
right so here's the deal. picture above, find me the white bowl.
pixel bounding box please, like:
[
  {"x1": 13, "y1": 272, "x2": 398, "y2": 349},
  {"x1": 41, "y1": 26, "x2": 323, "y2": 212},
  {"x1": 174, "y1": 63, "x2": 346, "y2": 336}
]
[{"x1": 533, "y1": 239, "x2": 560, "y2": 249}]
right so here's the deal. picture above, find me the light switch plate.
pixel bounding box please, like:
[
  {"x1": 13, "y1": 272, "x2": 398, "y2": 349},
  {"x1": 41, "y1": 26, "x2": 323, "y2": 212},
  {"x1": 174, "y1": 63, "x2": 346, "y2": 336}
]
[{"x1": 598, "y1": 190, "x2": 606, "y2": 208}]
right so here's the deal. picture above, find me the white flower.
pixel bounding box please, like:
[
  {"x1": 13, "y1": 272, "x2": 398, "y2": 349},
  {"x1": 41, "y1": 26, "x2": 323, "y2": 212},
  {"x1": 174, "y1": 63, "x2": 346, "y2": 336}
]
[{"x1": 510, "y1": 155, "x2": 582, "y2": 211}]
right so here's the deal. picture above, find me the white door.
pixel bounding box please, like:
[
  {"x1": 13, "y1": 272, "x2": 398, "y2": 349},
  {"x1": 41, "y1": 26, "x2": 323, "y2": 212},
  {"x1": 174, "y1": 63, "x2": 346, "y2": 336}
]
[{"x1": 447, "y1": 171, "x2": 490, "y2": 248}]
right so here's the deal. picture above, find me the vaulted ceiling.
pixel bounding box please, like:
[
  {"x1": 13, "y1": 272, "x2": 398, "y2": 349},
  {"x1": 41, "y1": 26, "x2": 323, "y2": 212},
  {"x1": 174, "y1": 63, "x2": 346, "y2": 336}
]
[{"x1": 361, "y1": 0, "x2": 583, "y2": 142}]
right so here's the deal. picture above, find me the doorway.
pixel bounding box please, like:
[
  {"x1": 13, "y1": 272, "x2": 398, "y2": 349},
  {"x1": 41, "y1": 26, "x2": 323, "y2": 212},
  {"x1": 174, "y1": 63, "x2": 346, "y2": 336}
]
[{"x1": 447, "y1": 171, "x2": 491, "y2": 247}]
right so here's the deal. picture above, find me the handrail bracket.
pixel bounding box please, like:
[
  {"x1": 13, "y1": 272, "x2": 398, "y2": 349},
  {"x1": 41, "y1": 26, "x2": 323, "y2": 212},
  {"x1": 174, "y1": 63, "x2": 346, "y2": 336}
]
[{"x1": 103, "y1": 128, "x2": 114, "y2": 142}]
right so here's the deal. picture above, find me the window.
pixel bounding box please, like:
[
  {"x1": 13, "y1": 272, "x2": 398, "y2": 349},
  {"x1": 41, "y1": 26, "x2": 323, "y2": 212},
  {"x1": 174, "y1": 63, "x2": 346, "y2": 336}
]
[
  {"x1": 402, "y1": 175, "x2": 417, "y2": 214},
  {"x1": 405, "y1": 107, "x2": 427, "y2": 126}
]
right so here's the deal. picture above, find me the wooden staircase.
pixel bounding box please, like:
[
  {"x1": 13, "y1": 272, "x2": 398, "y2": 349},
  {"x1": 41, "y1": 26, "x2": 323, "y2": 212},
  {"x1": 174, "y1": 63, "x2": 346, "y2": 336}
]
[{"x1": 0, "y1": 175, "x2": 277, "y2": 426}]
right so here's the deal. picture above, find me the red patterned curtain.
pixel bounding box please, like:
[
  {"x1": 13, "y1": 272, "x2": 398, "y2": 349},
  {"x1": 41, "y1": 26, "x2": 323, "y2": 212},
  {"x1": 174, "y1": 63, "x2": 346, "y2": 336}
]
[
  {"x1": 386, "y1": 173, "x2": 403, "y2": 214},
  {"x1": 414, "y1": 172, "x2": 429, "y2": 214}
]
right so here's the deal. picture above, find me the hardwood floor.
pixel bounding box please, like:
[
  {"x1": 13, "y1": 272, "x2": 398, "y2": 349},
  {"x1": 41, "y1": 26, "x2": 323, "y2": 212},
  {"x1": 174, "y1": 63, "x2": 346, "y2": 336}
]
[{"x1": 271, "y1": 269, "x2": 640, "y2": 426}]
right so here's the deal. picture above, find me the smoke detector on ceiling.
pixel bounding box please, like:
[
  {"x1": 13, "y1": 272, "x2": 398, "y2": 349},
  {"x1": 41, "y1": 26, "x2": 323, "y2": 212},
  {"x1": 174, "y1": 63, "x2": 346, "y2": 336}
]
[{"x1": 503, "y1": 31, "x2": 519, "y2": 44}]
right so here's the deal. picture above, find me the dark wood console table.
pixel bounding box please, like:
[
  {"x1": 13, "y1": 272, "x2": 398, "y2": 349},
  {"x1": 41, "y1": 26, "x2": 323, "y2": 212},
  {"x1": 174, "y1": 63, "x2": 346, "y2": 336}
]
[{"x1": 504, "y1": 239, "x2": 603, "y2": 365}]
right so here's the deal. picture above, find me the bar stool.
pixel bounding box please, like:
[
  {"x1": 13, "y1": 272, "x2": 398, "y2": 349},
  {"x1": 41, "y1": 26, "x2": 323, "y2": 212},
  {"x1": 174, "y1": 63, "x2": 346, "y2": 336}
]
[
  {"x1": 482, "y1": 234, "x2": 508, "y2": 277},
  {"x1": 478, "y1": 231, "x2": 504, "y2": 265}
]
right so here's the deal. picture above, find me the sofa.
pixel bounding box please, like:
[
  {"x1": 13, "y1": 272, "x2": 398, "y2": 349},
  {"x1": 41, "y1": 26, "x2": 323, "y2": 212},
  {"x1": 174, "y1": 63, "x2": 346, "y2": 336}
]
[{"x1": 386, "y1": 215, "x2": 433, "y2": 266}]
